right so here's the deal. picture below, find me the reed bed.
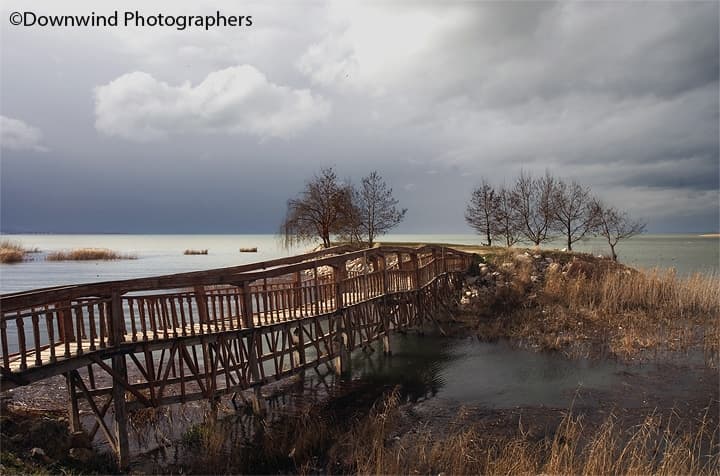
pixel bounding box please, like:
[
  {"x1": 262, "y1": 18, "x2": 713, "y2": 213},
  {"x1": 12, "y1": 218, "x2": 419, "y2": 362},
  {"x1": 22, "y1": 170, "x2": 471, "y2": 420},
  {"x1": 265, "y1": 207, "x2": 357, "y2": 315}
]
[
  {"x1": 184, "y1": 249, "x2": 208, "y2": 255},
  {"x1": 46, "y1": 248, "x2": 136, "y2": 261},
  {"x1": 0, "y1": 239, "x2": 38, "y2": 264}
]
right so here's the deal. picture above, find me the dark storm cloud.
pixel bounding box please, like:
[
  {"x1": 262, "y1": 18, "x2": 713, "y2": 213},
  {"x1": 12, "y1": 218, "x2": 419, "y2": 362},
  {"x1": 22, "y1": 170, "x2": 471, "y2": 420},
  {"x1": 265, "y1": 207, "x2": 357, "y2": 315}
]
[{"x1": 0, "y1": 0, "x2": 717, "y2": 234}]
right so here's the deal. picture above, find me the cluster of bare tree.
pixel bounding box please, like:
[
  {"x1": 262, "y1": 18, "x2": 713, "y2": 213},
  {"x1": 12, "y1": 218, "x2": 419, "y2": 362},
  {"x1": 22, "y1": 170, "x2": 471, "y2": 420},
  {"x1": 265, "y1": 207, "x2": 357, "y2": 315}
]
[
  {"x1": 465, "y1": 172, "x2": 645, "y2": 260},
  {"x1": 281, "y1": 168, "x2": 407, "y2": 248}
]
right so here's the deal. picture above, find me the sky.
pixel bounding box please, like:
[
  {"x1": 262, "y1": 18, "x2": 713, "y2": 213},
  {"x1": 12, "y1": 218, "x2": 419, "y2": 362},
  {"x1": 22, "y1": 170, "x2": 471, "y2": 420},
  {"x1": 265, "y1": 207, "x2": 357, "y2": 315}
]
[{"x1": 1, "y1": 0, "x2": 718, "y2": 234}]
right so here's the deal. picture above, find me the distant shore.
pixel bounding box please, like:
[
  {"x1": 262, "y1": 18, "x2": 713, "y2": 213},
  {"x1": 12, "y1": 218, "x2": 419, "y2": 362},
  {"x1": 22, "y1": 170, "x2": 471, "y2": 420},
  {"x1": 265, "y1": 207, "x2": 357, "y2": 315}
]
[{"x1": 699, "y1": 233, "x2": 720, "y2": 238}]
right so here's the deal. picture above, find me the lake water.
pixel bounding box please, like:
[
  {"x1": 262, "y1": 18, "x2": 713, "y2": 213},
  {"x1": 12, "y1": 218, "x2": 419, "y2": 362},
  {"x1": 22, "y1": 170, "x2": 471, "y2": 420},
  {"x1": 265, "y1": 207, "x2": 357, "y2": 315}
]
[
  {"x1": 349, "y1": 334, "x2": 713, "y2": 409},
  {"x1": 0, "y1": 233, "x2": 717, "y2": 293}
]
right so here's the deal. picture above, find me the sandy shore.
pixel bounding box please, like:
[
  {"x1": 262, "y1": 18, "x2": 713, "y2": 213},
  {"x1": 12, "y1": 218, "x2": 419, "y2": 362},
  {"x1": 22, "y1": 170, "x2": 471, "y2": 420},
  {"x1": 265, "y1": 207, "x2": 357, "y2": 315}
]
[{"x1": 699, "y1": 233, "x2": 720, "y2": 237}]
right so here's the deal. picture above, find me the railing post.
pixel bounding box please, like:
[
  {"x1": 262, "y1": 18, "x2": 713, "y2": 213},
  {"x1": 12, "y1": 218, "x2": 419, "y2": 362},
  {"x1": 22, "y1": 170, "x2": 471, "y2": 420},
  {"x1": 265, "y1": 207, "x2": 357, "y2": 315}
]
[
  {"x1": 194, "y1": 285, "x2": 209, "y2": 328},
  {"x1": 57, "y1": 301, "x2": 75, "y2": 343},
  {"x1": 381, "y1": 255, "x2": 389, "y2": 295},
  {"x1": 110, "y1": 291, "x2": 126, "y2": 345},
  {"x1": 313, "y1": 261, "x2": 321, "y2": 316},
  {"x1": 241, "y1": 282, "x2": 254, "y2": 329}
]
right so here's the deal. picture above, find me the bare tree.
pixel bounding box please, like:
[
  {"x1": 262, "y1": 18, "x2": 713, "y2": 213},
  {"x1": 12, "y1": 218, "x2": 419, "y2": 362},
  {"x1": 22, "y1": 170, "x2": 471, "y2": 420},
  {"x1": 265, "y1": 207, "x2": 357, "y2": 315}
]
[
  {"x1": 465, "y1": 179, "x2": 498, "y2": 246},
  {"x1": 511, "y1": 171, "x2": 556, "y2": 246},
  {"x1": 493, "y1": 186, "x2": 522, "y2": 247},
  {"x1": 356, "y1": 171, "x2": 407, "y2": 246},
  {"x1": 336, "y1": 181, "x2": 364, "y2": 245},
  {"x1": 280, "y1": 167, "x2": 354, "y2": 248},
  {"x1": 550, "y1": 179, "x2": 597, "y2": 251},
  {"x1": 593, "y1": 200, "x2": 646, "y2": 261}
]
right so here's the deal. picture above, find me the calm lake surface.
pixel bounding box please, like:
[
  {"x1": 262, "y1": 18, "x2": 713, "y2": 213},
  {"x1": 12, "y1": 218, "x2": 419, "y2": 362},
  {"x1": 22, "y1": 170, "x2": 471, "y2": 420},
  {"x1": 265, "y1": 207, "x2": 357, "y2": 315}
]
[{"x1": 0, "y1": 233, "x2": 716, "y2": 293}]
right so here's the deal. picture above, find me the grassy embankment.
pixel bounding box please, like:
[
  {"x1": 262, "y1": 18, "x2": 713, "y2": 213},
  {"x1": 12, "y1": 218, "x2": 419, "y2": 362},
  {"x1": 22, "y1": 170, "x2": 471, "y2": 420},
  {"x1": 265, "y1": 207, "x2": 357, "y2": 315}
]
[{"x1": 451, "y1": 246, "x2": 719, "y2": 363}]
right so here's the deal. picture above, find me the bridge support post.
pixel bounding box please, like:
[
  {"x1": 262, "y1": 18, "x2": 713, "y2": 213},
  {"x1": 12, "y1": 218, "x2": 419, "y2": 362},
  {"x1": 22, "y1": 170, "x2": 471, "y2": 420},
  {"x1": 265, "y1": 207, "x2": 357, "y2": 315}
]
[
  {"x1": 110, "y1": 291, "x2": 130, "y2": 470},
  {"x1": 334, "y1": 313, "x2": 350, "y2": 375},
  {"x1": 241, "y1": 282, "x2": 265, "y2": 416},
  {"x1": 111, "y1": 355, "x2": 129, "y2": 469},
  {"x1": 65, "y1": 372, "x2": 81, "y2": 433}
]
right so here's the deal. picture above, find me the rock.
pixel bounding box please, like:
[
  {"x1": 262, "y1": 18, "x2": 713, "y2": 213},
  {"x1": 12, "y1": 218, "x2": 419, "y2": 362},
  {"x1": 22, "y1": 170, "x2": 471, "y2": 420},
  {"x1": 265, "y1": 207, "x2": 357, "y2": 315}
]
[
  {"x1": 30, "y1": 447, "x2": 51, "y2": 464},
  {"x1": 69, "y1": 447, "x2": 94, "y2": 463},
  {"x1": 545, "y1": 257, "x2": 554, "y2": 263},
  {"x1": 530, "y1": 275, "x2": 539, "y2": 283},
  {"x1": 70, "y1": 431, "x2": 92, "y2": 449},
  {"x1": 30, "y1": 447, "x2": 46, "y2": 458},
  {"x1": 533, "y1": 254, "x2": 542, "y2": 259},
  {"x1": 514, "y1": 254, "x2": 532, "y2": 263}
]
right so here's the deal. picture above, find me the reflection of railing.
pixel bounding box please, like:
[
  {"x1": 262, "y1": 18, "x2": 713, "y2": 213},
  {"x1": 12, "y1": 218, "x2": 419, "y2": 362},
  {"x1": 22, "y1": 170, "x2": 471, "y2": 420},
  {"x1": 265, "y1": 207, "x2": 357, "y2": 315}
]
[{"x1": 0, "y1": 245, "x2": 472, "y2": 381}]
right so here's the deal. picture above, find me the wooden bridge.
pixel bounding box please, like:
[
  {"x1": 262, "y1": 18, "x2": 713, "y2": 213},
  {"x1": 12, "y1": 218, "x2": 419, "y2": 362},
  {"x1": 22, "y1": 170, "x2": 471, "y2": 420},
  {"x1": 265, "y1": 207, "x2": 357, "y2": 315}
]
[{"x1": 0, "y1": 244, "x2": 472, "y2": 467}]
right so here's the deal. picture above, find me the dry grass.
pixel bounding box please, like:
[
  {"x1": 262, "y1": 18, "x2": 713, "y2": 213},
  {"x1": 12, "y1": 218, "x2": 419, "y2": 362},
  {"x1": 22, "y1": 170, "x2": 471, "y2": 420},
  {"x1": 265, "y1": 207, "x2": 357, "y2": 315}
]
[
  {"x1": 46, "y1": 248, "x2": 136, "y2": 261},
  {"x1": 177, "y1": 390, "x2": 719, "y2": 475},
  {"x1": 363, "y1": 406, "x2": 719, "y2": 476},
  {"x1": 184, "y1": 249, "x2": 208, "y2": 255}
]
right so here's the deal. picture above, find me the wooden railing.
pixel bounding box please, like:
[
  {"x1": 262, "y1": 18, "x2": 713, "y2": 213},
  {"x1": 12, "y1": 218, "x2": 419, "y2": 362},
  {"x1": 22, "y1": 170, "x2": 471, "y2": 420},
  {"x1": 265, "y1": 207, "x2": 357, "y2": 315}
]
[{"x1": 0, "y1": 245, "x2": 472, "y2": 379}]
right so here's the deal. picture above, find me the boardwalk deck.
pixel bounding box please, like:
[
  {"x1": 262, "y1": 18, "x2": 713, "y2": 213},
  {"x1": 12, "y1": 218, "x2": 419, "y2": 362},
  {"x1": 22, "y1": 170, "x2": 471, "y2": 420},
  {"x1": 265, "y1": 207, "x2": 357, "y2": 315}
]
[{"x1": 0, "y1": 244, "x2": 472, "y2": 467}]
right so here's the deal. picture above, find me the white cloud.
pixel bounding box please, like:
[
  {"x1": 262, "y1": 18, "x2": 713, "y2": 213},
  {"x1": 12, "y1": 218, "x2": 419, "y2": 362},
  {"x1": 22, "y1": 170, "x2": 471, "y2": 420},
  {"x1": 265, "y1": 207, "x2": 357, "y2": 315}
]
[
  {"x1": 94, "y1": 65, "x2": 331, "y2": 141},
  {"x1": 0, "y1": 116, "x2": 47, "y2": 152}
]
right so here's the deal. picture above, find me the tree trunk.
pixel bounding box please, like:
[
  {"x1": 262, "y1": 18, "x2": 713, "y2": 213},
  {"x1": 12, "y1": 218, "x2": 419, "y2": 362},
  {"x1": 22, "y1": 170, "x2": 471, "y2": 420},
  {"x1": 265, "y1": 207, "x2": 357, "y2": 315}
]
[{"x1": 610, "y1": 244, "x2": 617, "y2": 261}]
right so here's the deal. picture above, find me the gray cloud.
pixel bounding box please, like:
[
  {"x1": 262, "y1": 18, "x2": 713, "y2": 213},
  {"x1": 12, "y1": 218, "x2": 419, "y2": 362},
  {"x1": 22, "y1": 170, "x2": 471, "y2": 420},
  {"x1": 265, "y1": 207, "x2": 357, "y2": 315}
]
[{"x1": 0, "y1": 0, "x2": 717, "y2": 233}]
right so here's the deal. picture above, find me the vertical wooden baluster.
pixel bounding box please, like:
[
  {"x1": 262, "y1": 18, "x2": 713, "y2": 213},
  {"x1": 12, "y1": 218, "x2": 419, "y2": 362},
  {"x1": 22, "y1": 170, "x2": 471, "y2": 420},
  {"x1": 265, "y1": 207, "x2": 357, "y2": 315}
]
[
  {"x1": 211, "y1": 294, "x2": 220, "y2": 332},
  {"x1": 154, "y1": 299, "x2": 165, "y2": 340},
  {"x1": 233, "y1": 293, "x2": 241, "y2": 329},
  {"x1": 194, "y1": 286, "x2": 209, "y2": 334},
  {"x1": 253, "y1": 292, "x2": 262, "y2": 325},
  {"x1": 87, "y1": 304, "x2": 97, "y2": 351},
  {"x1": 74, "y1": 306, "x2": 84, "y2": 354},
  {"x1": 159, "y1": 299, "x2": 169, "y2": 339},
  {"x1": 16, "y1": 312, "x2": 27, "y2": 370},
  {"x1": 274, "y1": 290, "x2": 280, "y2": 322},
  {"x1": 127, "y1": 299, "x2": 137, "y2": 342},
  {"x1": 1, "y1": 318, "x2": 10, "y2": 369},
  {"x1": 137, "y1": 299, "x2": 148, "y2": 341},
  {"x1": 240, "y1": 283, "x2": 251, "y2": 329},
  {"x1": 44, "y1": 307, "x2": 56, "y2": 363},
  {"x1": 148, "y1": 298, "x2": 158, "y2": 339},
  {"x1": 178, "y1": 295, "x2": 187, "y2": 336},
  {"x1": 219, "y1": 294, "x2": 227, "y2": 332},
  {"x1": 186, "y1": 295, "x2": 196, "y2": 335},
  {"x1": 262, "y1": 279, "x2": 269, "y2": 325},
  {"x1": 98, "y1": 301, "x2": 107, "y2": 347},
  {"x1": 31, "y1": 312, "x2": 41, "y2": 366}
]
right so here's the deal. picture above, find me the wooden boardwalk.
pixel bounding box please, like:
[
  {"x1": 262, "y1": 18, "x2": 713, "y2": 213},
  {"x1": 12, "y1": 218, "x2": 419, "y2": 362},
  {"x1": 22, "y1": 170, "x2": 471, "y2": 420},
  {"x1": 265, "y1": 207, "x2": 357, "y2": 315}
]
[{"x1": 0, "y1": 244, "x2": 471, "y2": 467}]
